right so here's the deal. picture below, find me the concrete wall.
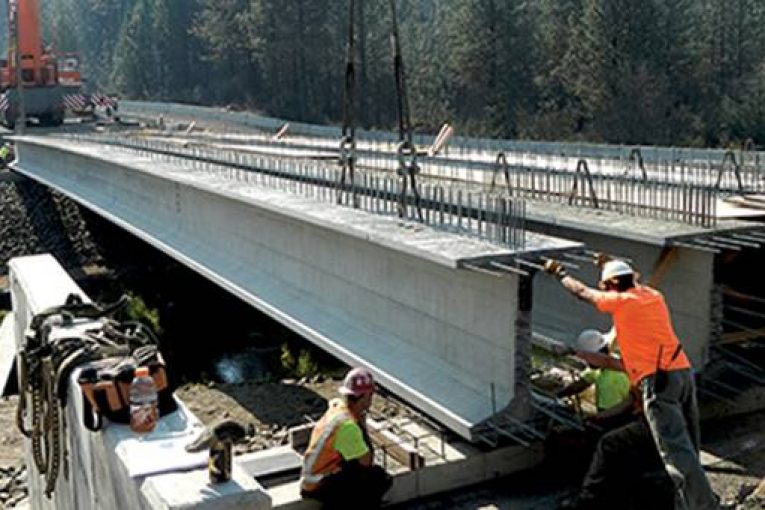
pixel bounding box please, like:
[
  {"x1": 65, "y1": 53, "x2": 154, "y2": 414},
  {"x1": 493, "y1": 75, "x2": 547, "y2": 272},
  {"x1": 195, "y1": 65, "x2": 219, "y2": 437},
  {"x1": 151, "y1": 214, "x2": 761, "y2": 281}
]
[
  {"x1": 532, "y1": 228, "x2": 715, "y2": 369},
  {"x1": 9, "y1": 254, "x2": 270, "y2": 510},
  {"x1": 12, "y1": 138, "x2": 525, "y2": 439}
]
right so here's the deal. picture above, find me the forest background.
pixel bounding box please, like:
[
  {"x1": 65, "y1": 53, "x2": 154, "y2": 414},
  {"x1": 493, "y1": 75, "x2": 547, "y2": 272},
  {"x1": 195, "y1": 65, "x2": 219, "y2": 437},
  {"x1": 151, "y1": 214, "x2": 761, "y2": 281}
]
[{"x1": 9, "y1": 0, "x2": 765, "y2": 147}]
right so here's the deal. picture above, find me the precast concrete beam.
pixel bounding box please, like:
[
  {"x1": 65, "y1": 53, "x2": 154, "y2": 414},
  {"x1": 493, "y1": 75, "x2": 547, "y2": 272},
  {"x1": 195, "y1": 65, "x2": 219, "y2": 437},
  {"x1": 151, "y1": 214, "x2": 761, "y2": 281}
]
[{"x1": 11, "y1": 137, "x2": 579, "y2": 439}]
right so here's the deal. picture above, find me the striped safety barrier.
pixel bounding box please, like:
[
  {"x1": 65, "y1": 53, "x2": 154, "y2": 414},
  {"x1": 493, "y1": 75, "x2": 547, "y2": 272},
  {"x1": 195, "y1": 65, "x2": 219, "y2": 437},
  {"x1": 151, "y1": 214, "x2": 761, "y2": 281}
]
[
  {"x1": 63, "y1": 94, "x2": 90, "y2": 112},
  {"x1": 91, "y1": 93, "x2": 118, "y2": 110}
]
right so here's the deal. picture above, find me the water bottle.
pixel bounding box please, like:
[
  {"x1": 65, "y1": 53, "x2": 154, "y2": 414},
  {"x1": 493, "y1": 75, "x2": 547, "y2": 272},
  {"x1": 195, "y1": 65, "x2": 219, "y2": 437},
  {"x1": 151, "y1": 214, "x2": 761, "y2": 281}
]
[{"x1": 129, "y1": 366, "x2": 158, "y2": 434}]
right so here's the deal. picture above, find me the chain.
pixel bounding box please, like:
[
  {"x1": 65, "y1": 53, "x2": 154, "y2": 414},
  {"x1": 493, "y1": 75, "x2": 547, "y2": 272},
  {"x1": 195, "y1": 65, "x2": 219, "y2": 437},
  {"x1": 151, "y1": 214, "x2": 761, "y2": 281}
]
[
  {"x1": 395, "y1": 140, "x2": 423, "y2": 221},
  {"x1": 15, "y1": 294, "x2": 141, "y2": 498},
  {"x1": 337, "y1": 0, "x2": 359, "y2": 208},
  {"x1": 45, "y1": 401, "x2": 61, "y2": 497},
  {"x1": 389, "y1": 0, "x2": 422, "y2": 221}
]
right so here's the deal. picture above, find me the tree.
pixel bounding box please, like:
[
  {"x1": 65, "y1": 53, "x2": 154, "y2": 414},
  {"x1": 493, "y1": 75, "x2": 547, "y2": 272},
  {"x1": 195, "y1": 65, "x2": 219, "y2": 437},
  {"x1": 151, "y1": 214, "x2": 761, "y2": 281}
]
[
  {"x1": 441, "y1": 0, "x2": 537, "y2": 138},
  {"x1": 109, "y1": 0, "x2": 156, "y2": 98}
]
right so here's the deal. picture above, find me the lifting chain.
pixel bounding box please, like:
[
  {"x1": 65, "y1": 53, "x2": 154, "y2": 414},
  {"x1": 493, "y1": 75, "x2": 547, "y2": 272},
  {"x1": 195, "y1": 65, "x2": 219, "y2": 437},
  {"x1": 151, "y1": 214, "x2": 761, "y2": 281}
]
[
  {"x1": 337, "y1": 0, "x2": 359, "y2": 208},
  {"x1": 14, "y1": 294, "x2": 149, "y2": 498},
  {"x1": 389, "y1": 0, "x2": 423, "y2": 221}
]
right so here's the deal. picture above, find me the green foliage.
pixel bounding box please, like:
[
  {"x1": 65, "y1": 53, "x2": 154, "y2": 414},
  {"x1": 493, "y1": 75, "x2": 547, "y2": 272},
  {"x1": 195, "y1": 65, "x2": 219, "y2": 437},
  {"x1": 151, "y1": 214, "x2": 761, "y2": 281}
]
[
  {"x1": 279, "y1": 343, "x2": 320, "y2": 379},
  {"x1": 296, "y1": 349, "x2": 320, "y2": 379},
  {"x1": 40, "y1": 0, "x2": 765, "y2": 147},
  {"x1": 280, "y1": 343, "x2": 296, "y2": 373},
  {"x1": 124, "y1": 293, "x2": 161, "y2": 335}
]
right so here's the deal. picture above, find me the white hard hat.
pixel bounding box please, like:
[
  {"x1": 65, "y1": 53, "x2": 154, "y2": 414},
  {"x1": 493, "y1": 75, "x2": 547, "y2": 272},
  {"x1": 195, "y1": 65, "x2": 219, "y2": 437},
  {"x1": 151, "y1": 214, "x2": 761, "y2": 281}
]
[
  {"x1": 600, "y1": 260, "x2": 634, "y2": 282},
  {"x1": 339, "y1": 367, "x2": 376, "y2": 397},
  {"x1": 576, "y1": 329, "x2": 607, "y2": 353}
]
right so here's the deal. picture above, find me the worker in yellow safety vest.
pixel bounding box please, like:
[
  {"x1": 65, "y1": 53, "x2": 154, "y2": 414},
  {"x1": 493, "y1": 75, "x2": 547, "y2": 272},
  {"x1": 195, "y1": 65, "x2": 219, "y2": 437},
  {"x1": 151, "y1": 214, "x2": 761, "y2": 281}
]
[
  {"x1": 557, "y1": 329, "x2": 633, "y2": 427},
  {"x1": 545, "y1": 256, "x2": 718, "y2": 510},
  {"x1": 300, "y1": 367, "x2": 392, "y2": 509}
]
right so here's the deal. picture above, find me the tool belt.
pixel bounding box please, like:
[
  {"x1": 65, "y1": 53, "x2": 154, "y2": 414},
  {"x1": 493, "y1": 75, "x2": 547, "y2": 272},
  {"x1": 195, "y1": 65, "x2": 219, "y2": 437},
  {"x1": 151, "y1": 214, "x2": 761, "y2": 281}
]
[
  {"x1": 77, "y1": 345, "x2": 177, "y2": 432},
  {"x1": 653, "y1": 344, "x2": 683, "y2": 393},
  {"x1": 16, "y1": 293, "x2": 177, "y2": 497}
]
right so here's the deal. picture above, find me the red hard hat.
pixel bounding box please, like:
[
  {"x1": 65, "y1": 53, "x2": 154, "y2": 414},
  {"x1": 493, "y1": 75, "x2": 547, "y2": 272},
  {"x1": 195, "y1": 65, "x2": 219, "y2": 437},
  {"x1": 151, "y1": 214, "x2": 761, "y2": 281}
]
[{"x1": 339, "y1": 367, "x2": 376, "y2": 397}]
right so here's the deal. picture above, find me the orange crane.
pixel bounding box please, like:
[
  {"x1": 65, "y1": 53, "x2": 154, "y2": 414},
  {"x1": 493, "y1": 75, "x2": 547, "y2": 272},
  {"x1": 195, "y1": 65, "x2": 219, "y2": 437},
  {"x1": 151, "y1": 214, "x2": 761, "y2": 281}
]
[{"x1": 0, "y1": 0, "x2": 83, "y2": 127}]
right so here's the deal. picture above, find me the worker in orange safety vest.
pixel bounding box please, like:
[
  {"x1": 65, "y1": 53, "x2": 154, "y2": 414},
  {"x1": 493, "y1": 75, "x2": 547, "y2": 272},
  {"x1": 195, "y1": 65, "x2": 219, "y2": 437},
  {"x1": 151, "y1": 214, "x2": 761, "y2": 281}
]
[
  {"x1": 545, "y1": 255, "x2": 719, "y2": 510},
  {"x1": 300, "y1": 367, "x2": 392, "y2": 509}
]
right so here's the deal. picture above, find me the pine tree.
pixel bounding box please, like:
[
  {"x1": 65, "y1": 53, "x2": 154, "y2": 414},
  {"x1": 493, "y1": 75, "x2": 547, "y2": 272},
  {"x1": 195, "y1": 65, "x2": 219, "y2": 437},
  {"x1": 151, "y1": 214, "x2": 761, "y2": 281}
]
[{"x1": 109, "y1": 0, "x2": 156, "y2": 98}]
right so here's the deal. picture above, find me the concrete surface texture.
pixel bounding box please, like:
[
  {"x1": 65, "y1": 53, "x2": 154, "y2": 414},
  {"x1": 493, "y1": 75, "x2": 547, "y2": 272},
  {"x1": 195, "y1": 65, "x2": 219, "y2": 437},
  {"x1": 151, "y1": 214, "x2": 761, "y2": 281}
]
[
  {"x1": 11, "y1": 138, "x2": 576, "y2": 438},
  {"x1": 9, "y1": 254, "x2": 271, "y2": 510}
]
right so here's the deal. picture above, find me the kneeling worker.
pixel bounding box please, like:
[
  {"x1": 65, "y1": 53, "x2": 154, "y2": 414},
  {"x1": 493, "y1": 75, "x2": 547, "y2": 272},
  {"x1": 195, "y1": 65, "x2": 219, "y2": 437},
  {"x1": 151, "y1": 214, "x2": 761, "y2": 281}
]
[
  {"x1": 301, "y1": 367, "x2": 392, "y2": 509},
  {"x1": 558, "y1": 329, "x2": 632, "y2": 428},
  {"x1": 545, "y1": 256, "x2": 718, "y2": 510}
]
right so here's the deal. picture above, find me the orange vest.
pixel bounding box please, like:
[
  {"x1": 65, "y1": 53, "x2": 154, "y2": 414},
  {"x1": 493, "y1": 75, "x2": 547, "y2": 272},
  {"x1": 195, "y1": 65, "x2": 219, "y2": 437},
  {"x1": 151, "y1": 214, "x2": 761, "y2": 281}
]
[
  {"x1": 300, "y1": 399, "x2": 354, "y2": 493},
  {"x1": 597, "y1": 286, "x2": 691, "y2": 385}
]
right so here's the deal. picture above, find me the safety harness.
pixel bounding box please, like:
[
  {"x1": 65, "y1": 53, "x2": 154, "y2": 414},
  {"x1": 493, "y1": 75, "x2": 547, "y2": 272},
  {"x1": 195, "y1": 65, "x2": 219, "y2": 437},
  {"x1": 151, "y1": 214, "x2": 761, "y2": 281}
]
[{"x1": 15, "y1": 294, "x2": 174, "y2": 498}]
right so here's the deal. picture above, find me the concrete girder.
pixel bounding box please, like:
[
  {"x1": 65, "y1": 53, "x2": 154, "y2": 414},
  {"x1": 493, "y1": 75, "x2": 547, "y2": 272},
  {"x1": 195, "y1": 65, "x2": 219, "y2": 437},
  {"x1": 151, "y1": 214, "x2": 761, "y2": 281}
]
[{"x1": 11, "y1": 137, "x2": 579, "y2": 439}]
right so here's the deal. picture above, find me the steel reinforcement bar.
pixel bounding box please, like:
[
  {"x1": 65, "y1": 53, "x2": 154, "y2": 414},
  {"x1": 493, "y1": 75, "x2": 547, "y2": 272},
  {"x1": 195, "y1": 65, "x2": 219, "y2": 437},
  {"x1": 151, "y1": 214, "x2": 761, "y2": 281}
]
[
  {"x1": 62, "y1": 134, "x2": 528, "y2": 250},
  {"x1": 67, "y1": 133, "x2": 719, "y2": 228}
]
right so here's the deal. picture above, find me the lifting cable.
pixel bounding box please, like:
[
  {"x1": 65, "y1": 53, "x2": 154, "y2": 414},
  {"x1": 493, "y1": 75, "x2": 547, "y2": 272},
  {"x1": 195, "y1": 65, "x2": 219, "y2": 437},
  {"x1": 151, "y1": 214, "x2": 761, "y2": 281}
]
[
  {"x1": 389, "y1": 0, "x2": 423, "y2": 221},
  {"x1": 337, "y1": 0, "x2": 359, "y2": 208}
]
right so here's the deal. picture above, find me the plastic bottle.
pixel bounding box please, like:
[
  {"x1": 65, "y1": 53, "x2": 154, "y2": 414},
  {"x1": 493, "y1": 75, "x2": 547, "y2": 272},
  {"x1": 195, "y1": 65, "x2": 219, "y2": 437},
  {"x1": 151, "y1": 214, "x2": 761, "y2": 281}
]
[{"x1": 129, "y1": 366, "x2": 158, "y2": 434}]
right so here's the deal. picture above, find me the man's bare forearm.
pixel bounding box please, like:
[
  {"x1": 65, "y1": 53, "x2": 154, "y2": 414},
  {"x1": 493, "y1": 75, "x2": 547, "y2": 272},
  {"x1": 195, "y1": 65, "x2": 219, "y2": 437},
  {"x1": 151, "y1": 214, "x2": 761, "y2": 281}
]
[{"x1": 559, "y1": 275, "x2": 600, "y2": 305}]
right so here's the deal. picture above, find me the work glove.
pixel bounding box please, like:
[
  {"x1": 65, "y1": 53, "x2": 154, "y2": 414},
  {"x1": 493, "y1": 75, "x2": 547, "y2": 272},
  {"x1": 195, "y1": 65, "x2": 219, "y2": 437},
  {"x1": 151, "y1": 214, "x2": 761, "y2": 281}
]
[
  {"x1": 593, "y1": 252, "x2": 611, "y2": 268},
  {"x1": 543, "y1": 260, "x2": 568, "y2": 279}
]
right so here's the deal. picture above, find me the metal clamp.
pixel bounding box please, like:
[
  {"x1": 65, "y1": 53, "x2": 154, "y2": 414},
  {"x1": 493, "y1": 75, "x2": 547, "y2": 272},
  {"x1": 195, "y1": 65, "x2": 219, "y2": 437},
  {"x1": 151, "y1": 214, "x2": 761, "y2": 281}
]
[
  {"x1": 396, "y1": 140, "x2": 419, "y2": 177},
  {"x1": 338, "y1": 135, "x2": 355, "y2": 165},
  {"x1": 626, "y1": 148, "x2": 648, "y2": 183}
]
